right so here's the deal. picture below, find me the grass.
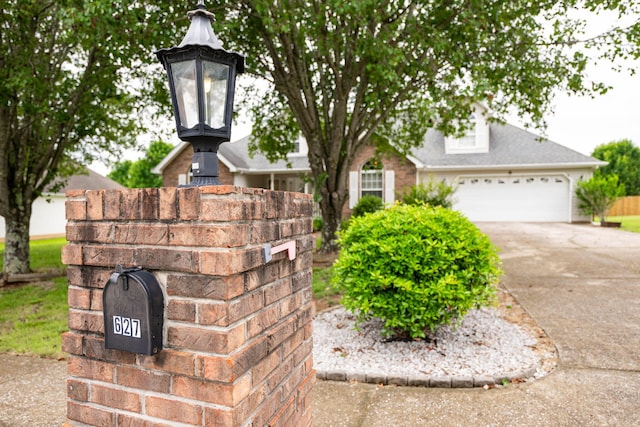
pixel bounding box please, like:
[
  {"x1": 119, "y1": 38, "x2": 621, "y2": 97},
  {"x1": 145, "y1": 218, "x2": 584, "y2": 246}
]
[
  {"x1": 605, "y1": 215, "x2": 640, "y2": 233},
  {"x1": 0, "y1": 278, "x2": 68, "y2": 359},
  {"x1": 0, "y1": 238, "x2": 69, "y2": 358}
]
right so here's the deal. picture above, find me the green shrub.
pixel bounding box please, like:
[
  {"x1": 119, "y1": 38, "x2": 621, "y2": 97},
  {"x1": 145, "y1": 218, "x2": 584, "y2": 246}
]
[
  {"x1": 332, "y1": 204, "x2": 501, "y2": 339},
  {"x1": 351, "y1": 195, "x2": 384, "y2": 218},
  {"x1": 313, "y1": 217, "x2": 323, "y2": 232},
  {"x1": 398, "y1": 178, "x2": 456, "y2": 208}
]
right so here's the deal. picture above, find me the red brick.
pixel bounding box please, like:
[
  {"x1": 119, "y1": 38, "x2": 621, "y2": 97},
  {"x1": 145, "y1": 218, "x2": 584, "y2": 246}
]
[
  {"x1": 265, "y1": 191, "x2": 285, "y2": 220},
  {"x1": 82, "y1": 245, "x2": 135, "y2": 268},
  {"x1": 200, "y1": 337, "x2": 268, "y2": 382},
  {"x1": 82, "y1": 335, "x2": 136, "y2": 364},
  {"x1": 134, "y1": 247, "x2": 197, "y2": 272},
  {"x1": 103, "y1": 189, "x2": 122, "y2": 220},
  {"x1": 204, "y1": 407, "x2": 237, "y2": 427},
  {"x1": 159, "y1": 187, "x2": 178, "y2": 220},
  {"x1": 173, "y1": 374, "x2": 251, "y2": 407},
  {"x1": 199, "y1": 247, "x2": 263, "y2": 276},
  {"x1": 67, "y1": 286, "x2": 91, "y2": 310},
  {"x1": 267, "y1": 316, "x2": 296, "y2": 353},
  {"x1": 178, "y1": 186, "x2": 200, "y2": 220},
  {"x1": 117, "y1": 413, "x2": 173, "y2": 427},
  {"x1": 67, "y1": 401, "x2": 115, "y2": 426},
  {"x1": 281, "y1": 363, "x2": 306, "y2": 400},
  {"x1": 247, "y1": 305, "x2": 280, "y2": 340},
  {"x1": 92, "y1": 383, "x2": 142, "y2": 412},
  {"x1": 168, "y1": 299, "x2": 197, "y2": 322},
  {"x1": 116, "y1": 365, "x2": 171, "y2": 393},
  {"x1": 267, "y1": 357, "x2": 293, "y2": 391},
  {"x1": 293, "y1": 337, "x2": 314, "y2": 368},
  {"x1": 264, "y1": 278, "x2": 292, "y2": 305},
  {"x1": 65, "y1": 199, "x2": 87, "y2": 221},
  {"x1": 252, "y1": 388, "x2": 283, "y2": 427},
  {"x1": 86, "y1": 190, "x2": 104, "y2": 220},
  {"x1": 67, "y1": 378, "x2": 89, "y2": 402},
  {"x1": 268, "y1": 395, "x2": 296, "y2": 427},
  {"x1": 200, "y1": 197, "x2": 265, "y2": 221},
  {"x1": 114, "y1": 223, "x2": 169, "y2": 245},
  {"x1": 249, "y1": 222, "x2": 280, "y2": 244},
  {"x1": 66, "y1": 266, "x2": 111, "y2": 289},
  {"x1": 196, "y1": 301, "x2": 228, "y2": 326},
  {"x1": 121, "y1": 189, "x2": 142, "y2": 220},
  {"x1": 169, "y1": 223, "x2": 249, "y2": 247},
  {"x1": 140, "y1": 188, "x2": 160, "y2": 220},
  {"x1": 227, "y1": 290, "x2": 264, "y2": 324},
  {"x1": 281, "y1": 327, "x2": 305, "y2": 359},
  {"x1": 166, "y1": 274, "x2": 244, "y2": 300},
  {"x1": 253, "y1": 348, "x2": 282, "y2": 386},
  {"x1": 68, "y1": 309, "x2": 103, "y2": 334},
  {"x1": 145, "y1": 395, "x2": 203, "y2": 425},
  {"x1": 61, "y1": 244, "x2": 83, "y2": 265},
  {"x1": 67, "y1": 356, "x2": 115, "y2": 383},
  {"x1": 245, "y1": 264, "x2": 279, "y2": 292},
  {"x1": 66, "y1": 222, "x2": 113, "y2": 243},
  {"x1": 62, "y1": 332, "x2": 83, "y2": 355},
  {"x1": 139, "y1": 349, "x2": 195, "y2": 376},
  {"x1": 168, "y1": 324, "x2": 245, "y2": 354},
  {"x1": 91, "y1": 288, "x2": 103, "y2": 311},
  {"x1": 199, "y1": 185, "x2": 242, "y2": 195}
]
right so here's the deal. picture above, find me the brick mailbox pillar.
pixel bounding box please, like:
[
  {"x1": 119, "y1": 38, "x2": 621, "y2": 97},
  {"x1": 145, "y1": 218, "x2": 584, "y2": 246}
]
[{"x1": 62, "y1": 186, "x2": 315, "y2": 426}]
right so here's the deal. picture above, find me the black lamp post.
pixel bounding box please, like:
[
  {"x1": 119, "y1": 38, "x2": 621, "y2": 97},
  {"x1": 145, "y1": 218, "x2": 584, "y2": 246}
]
[{"x1": 156, "y1": 1, "x2": 245, "y2": 186}]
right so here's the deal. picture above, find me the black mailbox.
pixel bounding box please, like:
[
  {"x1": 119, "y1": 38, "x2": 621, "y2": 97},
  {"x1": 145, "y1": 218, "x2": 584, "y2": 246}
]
[{"x1": 103, "y1": 265, "x2": 164, "y2": 355}]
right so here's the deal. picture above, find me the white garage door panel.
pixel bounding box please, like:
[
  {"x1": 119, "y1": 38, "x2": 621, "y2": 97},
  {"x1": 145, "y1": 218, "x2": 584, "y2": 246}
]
[{"x1": 453, "y1": 176, "x2": 569, "y2": 222}]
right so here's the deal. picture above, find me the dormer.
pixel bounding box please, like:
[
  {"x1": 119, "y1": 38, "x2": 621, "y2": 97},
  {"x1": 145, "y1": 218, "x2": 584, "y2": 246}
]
[
  {"x1": 444, "y1": 104, "x2": 490, "y2": 154},
  {"x1": 287, "y1": 136, "x2": 308, "y2": 157}
]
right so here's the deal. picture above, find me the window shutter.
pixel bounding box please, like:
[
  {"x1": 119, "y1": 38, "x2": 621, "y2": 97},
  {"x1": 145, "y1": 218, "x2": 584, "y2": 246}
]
[
  {"x1": 385, "y1": 171, "x2": 395, "y2": 204},
  {"x1": 349, "y1": 171, "x2": 359, "y2": 208}
]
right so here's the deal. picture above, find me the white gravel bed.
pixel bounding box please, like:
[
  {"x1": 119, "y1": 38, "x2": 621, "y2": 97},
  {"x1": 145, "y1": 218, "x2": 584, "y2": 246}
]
[{"x1": 313, "y1": 306, "x2": 549, "y2": 385}]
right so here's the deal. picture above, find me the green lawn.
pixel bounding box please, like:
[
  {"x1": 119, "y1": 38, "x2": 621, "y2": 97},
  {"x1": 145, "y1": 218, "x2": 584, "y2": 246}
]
[
  {"x1": 0, "y1": 238, "x2": 68, "y2": 358},
  {"x1": 605, "y1": 215, "x2": 640, "y2": 233}
]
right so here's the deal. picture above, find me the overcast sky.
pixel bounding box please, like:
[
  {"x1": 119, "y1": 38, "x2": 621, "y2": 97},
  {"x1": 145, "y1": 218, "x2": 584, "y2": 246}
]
[{"x1": 518, "y1": 62, "x2": 639, "y2": 157}]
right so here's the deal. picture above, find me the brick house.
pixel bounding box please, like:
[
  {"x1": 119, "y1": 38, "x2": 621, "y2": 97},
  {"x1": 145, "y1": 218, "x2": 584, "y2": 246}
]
[{"x1": 153, "y1": 106, "x2": 605, "y2": 222}]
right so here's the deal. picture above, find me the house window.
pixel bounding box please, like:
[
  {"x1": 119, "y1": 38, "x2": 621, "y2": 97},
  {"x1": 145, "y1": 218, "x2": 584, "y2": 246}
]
[
  {"x1": 444, "y1": 107, "x2": 490, "y2": 154},
  {"x1": 453, "y1": 113, "x2": 477, "y2": 149},
  {"x1": 361, "y1": 159, "x2": 383, "y2": 199}
]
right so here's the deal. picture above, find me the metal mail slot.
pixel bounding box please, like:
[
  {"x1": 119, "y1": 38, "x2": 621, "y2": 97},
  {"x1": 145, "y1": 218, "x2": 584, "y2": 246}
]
[{"x1": 103, "y1": 265, "x2": 164, "y2": 355}]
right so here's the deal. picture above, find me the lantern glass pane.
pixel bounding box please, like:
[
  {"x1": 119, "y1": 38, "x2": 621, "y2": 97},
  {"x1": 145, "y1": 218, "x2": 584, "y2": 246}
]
[
  {"x1": 170, "y1": 60, "x2": 199, "y2": 129},
  {"x1": 203, "y1": 61, "x2": 230, "y2": 129}
]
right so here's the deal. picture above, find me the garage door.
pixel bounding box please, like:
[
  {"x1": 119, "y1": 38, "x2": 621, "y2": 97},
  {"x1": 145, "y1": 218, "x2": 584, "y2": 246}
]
[{"x1": 453, "y1": 175, "x2": 570, "y2": 222}]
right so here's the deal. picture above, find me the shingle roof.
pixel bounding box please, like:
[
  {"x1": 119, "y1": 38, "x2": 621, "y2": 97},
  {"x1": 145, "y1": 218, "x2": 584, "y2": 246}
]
[
  {"x1": 156, "y1": 123, "x2": 604, "y2": 174},
  {"x1": 218, "y1": 136, "x2": 311, "y2": 173},
  {"x1": 46, "y1": 168, "x2": 124, "y2": 193},
  {"x1": 411, "y1": 123, "x2": 604, "y2": 170}
]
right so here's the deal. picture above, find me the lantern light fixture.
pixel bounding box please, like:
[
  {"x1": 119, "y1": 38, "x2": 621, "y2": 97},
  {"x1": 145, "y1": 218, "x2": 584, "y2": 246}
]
[{"x1": 156, "y1": 1, "x2": 245, "y2": 186}]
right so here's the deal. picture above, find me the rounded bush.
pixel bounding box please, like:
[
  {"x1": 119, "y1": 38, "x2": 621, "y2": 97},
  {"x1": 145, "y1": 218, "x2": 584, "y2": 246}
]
[
  {"x1": 351, "y1": 195, "x2": 384, "y2": 218},
  {"x1": 332, "y1": 204, "x2": 501, "y2": 339}
]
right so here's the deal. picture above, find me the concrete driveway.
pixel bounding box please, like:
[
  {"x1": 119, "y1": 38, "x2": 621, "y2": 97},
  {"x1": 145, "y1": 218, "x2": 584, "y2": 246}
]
[{"x1": 314, "y1": 222, "x2": 640, "y2": 426}]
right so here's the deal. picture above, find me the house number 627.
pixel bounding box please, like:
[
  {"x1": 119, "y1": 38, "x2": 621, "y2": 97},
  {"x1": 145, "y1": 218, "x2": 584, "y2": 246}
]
[{"x1": 112, "y1": 315, "x2": 141, "y2": 338}]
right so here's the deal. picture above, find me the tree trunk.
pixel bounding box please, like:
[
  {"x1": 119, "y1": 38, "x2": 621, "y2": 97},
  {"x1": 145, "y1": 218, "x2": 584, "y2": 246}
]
[
  {"x1": 319, "y1": 197, "x2": 341, "y2": 253},
  {"x1": 2, "y1": 210, "x2": 31, "y2": 275}
]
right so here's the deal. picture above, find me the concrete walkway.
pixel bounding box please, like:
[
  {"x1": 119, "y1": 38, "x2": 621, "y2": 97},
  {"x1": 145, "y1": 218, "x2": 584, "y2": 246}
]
[
  {"x1": 314, "y1": 222, "x2": 640, "y2": 426},
  {"x1": 2, "y1": 223, "x2": 640, "y2": 426}
]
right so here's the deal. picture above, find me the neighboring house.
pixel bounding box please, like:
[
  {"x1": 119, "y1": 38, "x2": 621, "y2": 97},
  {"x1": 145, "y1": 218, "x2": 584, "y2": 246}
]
[
  {"x1": 153, "y1": 106, "x2": 605, "y2": 223},
  {"x1": 0, "y1": 168, "x2": 124, "y2": 240}
]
